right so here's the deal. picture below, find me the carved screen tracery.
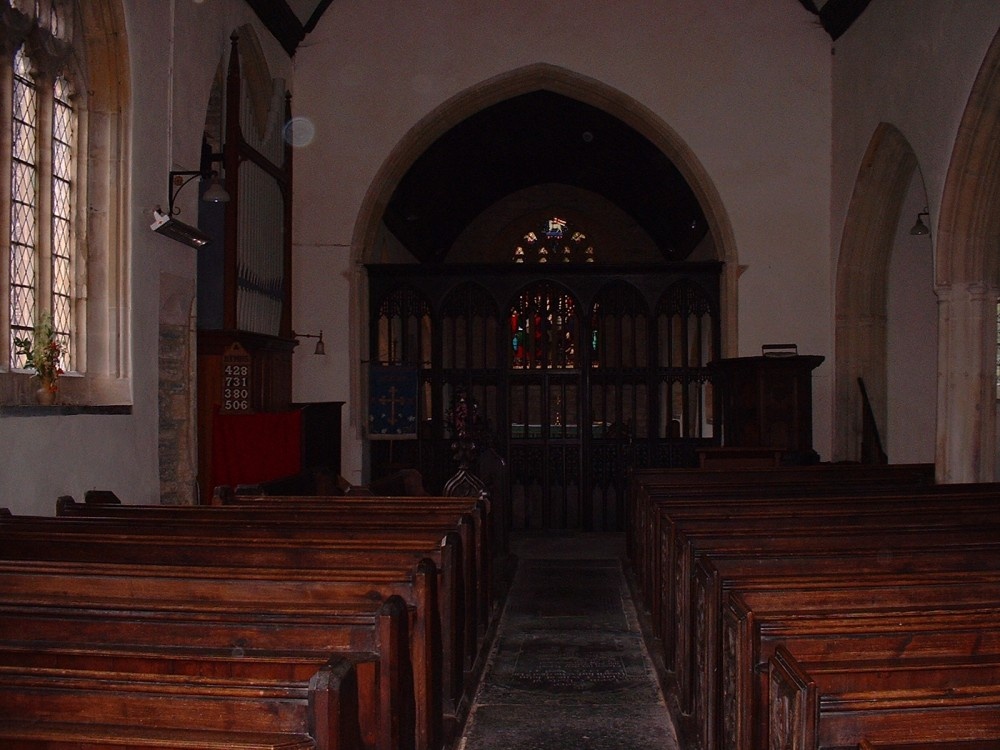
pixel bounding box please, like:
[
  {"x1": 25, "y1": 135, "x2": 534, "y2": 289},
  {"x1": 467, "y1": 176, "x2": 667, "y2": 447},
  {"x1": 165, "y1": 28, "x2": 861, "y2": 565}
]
[
  {"x1": 657, "y1": 280, "x2": 716, "y2": 439},
  {"x1": 366, "y1": 263, "x2": 721, "y2": 530},
  {"x1": 440, "y1": 282, "x2": 500, "y2": 443}
]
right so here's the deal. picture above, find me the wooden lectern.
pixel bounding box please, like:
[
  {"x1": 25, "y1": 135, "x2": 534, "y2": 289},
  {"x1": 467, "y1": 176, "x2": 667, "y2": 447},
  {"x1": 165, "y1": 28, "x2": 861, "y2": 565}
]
[{"x1": 708, "y1": 353, "x2": 824, "y2": 462}]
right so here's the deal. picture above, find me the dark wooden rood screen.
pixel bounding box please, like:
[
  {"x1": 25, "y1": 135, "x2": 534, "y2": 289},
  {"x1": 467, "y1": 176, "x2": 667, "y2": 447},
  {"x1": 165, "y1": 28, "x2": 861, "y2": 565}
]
[{"x1": 366, "y1": 262, "x2": 722, "y2": 532}]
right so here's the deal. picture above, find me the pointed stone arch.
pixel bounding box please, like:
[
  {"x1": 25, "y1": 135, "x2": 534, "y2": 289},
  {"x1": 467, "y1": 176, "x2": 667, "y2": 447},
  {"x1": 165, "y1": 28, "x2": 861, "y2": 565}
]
[
  {"x1": 934, "y1": 27, "x2": 1000, "y2": 482},
  {"x1": 348, "y1": 63, "x2": 738, "y2": 424},
  {"x1": 834, "y1": 123, "x2": 918, "y2": 462}
]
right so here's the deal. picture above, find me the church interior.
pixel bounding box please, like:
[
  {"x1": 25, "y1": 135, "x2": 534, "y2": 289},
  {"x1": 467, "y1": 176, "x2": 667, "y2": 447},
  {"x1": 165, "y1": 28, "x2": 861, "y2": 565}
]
[{"x1": 2, "y1": 0, "x2": 1000, "y2": 747}]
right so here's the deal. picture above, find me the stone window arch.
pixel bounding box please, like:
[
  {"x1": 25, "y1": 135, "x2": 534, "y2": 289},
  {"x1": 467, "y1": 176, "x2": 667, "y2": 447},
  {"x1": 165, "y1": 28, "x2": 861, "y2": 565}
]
[{"x1": 1, "y1": 0, "x2": 130, "y2": 405}]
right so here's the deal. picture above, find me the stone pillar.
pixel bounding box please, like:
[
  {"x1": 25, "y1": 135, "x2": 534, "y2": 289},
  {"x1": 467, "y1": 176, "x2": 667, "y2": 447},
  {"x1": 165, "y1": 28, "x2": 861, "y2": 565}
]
[
  {"x1": 935, "y1": 282, "x2": 998, "y2": 483},
  {"x1": 159, "y1": 273, "x2": 198, "y2": 505}
]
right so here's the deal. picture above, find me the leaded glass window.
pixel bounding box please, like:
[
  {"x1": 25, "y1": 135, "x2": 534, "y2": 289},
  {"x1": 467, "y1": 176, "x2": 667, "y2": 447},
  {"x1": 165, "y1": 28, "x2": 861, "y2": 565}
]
[
  {"x1": 9, "y1": 46, "x2": 38, "y2": 366},
  {"x1": 5, "y1": 1, "x2": 78, "y2": 375},
  {"x1": 51, "y1": 73, "x2": 74, "y2": 369},
  {"x1": 1, "y1": 0, "x2": 128, "y2": 406}
]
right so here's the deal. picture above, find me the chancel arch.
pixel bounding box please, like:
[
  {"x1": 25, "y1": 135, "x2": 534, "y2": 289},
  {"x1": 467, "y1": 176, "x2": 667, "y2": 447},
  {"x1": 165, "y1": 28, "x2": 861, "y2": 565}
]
[{"x1": 351, "y1": 63, "x2": 738, "y2": 441}]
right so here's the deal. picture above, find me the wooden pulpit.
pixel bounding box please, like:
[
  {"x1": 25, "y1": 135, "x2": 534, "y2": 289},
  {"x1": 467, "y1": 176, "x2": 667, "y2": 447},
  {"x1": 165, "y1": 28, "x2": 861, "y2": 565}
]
[{"x1": 709, "y1": 353, "x2": 824, "y2": 461}]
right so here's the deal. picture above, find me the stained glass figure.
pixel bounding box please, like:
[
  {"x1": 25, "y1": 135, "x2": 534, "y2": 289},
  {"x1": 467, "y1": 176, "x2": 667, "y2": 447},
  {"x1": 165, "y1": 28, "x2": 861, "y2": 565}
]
[
  {"x1": 508, "y1": 284, "x2": 578, "y2": 369},
  {"x1": 512, "y1": 217, "x2": 595, "y2": 263}
]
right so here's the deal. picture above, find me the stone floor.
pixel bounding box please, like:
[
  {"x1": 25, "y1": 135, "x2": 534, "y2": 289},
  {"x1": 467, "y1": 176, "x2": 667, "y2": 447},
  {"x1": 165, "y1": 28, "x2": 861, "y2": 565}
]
[{"x1": 456, "y1": 532, "x2": 681, "y2": 750}]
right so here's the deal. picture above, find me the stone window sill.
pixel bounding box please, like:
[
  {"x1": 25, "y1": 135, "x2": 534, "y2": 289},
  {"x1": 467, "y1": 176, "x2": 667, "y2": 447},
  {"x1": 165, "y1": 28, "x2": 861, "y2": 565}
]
[
  {"x1": 0, "y1": 404, "x2": 131, "y2": 417},
  {"x1": 0, "y1": 371, "x2": 131, "y2": 410}
]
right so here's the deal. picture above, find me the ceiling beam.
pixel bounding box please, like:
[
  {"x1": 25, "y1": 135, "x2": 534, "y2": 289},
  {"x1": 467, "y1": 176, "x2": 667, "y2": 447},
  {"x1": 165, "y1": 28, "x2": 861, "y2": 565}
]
[
  {"x1": 798, "y1": 0, "x2": 872, "y2": 40},
  {"x1": 243, "y1": 0, "x2": 304, "y2": 56}
]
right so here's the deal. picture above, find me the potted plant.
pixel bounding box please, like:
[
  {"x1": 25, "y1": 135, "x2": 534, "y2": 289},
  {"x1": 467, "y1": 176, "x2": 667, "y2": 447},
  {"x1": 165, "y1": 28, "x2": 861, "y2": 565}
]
[{"x1": 14, "y1": 312, "x2": 64, "y2": 404}]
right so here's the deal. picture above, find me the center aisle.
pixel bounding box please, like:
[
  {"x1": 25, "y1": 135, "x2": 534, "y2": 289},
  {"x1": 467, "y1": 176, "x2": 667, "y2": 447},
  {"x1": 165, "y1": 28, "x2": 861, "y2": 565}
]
[{"x1": 458, "y1": 533, "x2": 681, "y2": 750}]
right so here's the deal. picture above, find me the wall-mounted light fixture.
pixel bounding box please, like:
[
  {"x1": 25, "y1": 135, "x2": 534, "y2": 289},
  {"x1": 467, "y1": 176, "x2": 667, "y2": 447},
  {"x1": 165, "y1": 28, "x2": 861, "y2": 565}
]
[
  {"x1": 909, "y1": 208, "x2": 930, "y2": 236},
  {"x1": 150, "y1": 139, "x2": 230, "y2": 249},
  {"x1": 294, "y1": 330, "x2": 326, "y2": 355}
]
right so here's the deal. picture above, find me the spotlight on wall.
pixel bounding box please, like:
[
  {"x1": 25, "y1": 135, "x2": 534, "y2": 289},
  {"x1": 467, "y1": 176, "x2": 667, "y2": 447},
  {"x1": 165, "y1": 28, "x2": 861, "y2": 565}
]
[
  {"x1": 294, "y1": 330, "x2": 326, "y2": 355},
  {"x1": 909, "y1": 209, "x2": 930, "y2": 236},
  {"x1": 150, "y1": 208, "x2": 213, "y2": 248},
  {"x1": 151, "y1": 139, "x2": 230, "y2": 249}
]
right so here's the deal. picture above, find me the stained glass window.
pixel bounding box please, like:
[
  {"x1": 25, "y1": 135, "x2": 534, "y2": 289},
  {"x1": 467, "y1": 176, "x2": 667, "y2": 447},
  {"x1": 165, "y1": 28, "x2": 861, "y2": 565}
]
[
  {"x1": 508, "y1": 284, "x2": 578, "y2": 369},
  {"x1": 513, "y1": 216, "x2": 595, "y2": 263}
]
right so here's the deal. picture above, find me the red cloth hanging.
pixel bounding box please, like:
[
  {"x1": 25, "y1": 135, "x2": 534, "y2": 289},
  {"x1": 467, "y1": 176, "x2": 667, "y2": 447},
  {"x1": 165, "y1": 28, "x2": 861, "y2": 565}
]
[{"x1": 211, "y1": 409, "x2": 302, "y2": 490}]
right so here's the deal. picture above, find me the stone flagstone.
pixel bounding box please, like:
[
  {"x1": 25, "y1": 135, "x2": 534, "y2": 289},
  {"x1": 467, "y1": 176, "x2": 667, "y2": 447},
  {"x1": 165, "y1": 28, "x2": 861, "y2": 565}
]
[{"x1": 457, "y1": 534, "x2": 680, "y2": 750}]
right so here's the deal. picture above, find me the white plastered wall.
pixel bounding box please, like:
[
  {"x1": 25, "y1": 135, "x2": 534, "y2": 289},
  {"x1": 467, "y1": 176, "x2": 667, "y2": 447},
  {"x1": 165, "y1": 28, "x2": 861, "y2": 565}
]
[
  {"x1": 290, "y1": 0, "x2": 834, "y2": 482},
  {"x1": 0, "y1": 0, "x2": 291, "y2": 515}
]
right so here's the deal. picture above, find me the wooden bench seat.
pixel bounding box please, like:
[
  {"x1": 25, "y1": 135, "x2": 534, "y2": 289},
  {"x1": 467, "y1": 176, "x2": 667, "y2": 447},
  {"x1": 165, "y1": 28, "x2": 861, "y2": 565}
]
[
  {"x1": 0, "y1": 595, "x2": 403, "y2": 750},
  {"x1": 769, "y1": 646, "x2": 1000, "y2": 749},
  {"x1": 210, "y1": 491, "x2": 496, "y2": 630},
  {"x1": 628, "y1": 466, "x2": 952, "y2": 607},
  {"x1": 668, "y1": 500, "x2": 1000, "y2": 664},
  {"x1": 722, "y1": 584, "x2": 1000, "y2": 750},
  {"x1": 52, "y1": 498, "x2": 485, "y2": 676},
  {"x1": 56, "y1": 494, "x2": 492, "y2": 652},
  {"x1": 0, "y1": 721, "x2": 318, "y2": 749},
  {"x1": 859, "y1": 740, "x2": 1000, "y2": 750},
  {"x1": 675, "y1": 520, "x2": 1000, "y2": 748},
  {"x1": 626, "y1": 463, "x2": 935, "y2": 570},
  {"x1": 650, "y1": 488, "x2": 1000, "y2": 653},
  {"x1": 641, "y1": 483, "x2": 1000, "y2": 641},
  {"x1": 688, "y1": 545, "x2": 1000, "y2": 750},
  {"x1": 0, "y1": 513, "x2": 470, "y2": 718},
  {"x1": 624, "y1": 466, "x2": 1000, "y2": 750},
  {"x1": 0, "y1": 656, "x2": 362, "y2": 750},
  {"x1": 0, "y1": 559, "x2": 427, "y2": 750},
  {"x1": 662, "y1": 494, "x2": 1000, "y2": 678}
]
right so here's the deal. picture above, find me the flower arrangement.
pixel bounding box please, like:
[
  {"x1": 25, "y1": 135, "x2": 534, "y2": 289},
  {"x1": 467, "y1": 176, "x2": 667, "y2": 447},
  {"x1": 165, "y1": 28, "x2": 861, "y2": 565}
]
[{"x1": 14, "y1": 312, "x2": 64, "y2": 392}]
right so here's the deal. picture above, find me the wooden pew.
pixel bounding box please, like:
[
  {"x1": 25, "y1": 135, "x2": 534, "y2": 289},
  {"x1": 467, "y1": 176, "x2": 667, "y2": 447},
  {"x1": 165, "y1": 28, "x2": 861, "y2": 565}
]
[
  {"x1": 0, "y1": 565, "x2": 413, "y2": 750},
  {"x1": 215, "y1": 490, "x2": 496, "y2": 633},
  {"x1": 625, "y1": 463, "x2": 934, "y2": 579},
  {"x1": 624, "y1": 470, "x2": 996, "y2": 746},
  {"x1": 637, "y1": 479, "x2": 998, "y2": 641},
  {"x1": 859, "y1": 740, "x2": 1000, "y2": 750},
  {"x1": 769, "y1": 646, "x2": 1000, "y2": 749},
  {"x1": 657, "y1": 488, "x2": 1000, "y2": 679},
  {"x1": 721, "y1": 583, "x2": 1000, "y2": 750},
  {"x1": 666, "y1": 502, "x2": 1000, "y2": 747},
  {"x1": 668, "y1": 495, "x2": 1000, "y2": 666},
  {"x1": 58, "y1": 493, "x2": 491, "y2": 662},
  {"x1": 55, "y1": 496, "x2": 485, "y2": 676},
  {"x1": 690, "y1": 544, "x2": 1000, "y2": 750},
  {"x1": 0, "y1": 559, "x2": 426, "y2": 749},
  {"x1": 55, "y1": 495, "x2": 486, "y2": 691},
  {"x1": 629, "y1": 469, "x2": 949, "y2": 630},
  {"x1": 0, "y1": 511, "x2": 467, "y2": 737}
]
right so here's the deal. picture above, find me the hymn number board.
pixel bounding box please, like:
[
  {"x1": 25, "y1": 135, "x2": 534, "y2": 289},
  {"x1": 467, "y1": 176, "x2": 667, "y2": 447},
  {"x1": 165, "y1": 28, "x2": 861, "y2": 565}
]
[{"x1": 221, "y1": 343, "x2": 252, "y2": 413}]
